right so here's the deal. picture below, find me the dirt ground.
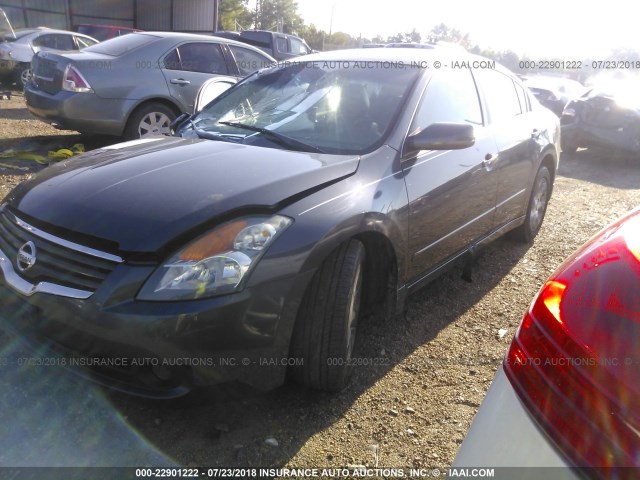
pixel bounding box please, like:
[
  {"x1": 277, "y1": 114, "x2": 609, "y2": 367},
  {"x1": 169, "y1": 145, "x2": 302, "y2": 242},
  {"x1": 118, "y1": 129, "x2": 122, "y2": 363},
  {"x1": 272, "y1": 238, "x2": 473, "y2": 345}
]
[{"x1": 1, "y1": 89, "x2": 639, "y2": 474}]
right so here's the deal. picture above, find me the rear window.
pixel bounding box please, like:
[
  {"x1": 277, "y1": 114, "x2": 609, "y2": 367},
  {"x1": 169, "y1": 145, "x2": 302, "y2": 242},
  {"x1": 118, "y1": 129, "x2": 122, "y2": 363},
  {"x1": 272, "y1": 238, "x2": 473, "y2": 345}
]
[
  {"x1": 83, "y1": 33, "x2": 157, "y2": 56},
  {"x1": 77, "y1": 25, "x2": 111, "y2": 41}
]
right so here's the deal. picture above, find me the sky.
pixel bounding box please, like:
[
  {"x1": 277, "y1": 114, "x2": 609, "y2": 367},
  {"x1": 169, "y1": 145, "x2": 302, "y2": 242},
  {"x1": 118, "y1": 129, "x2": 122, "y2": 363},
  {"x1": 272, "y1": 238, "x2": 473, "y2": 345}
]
[{"x1": 275, "y1": 0, "x2": 639, "y2": 59}]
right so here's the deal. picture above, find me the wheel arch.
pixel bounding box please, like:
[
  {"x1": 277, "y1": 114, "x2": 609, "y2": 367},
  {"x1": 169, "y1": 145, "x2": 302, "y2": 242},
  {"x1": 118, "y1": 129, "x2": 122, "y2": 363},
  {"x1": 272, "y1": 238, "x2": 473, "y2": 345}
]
[
  {"x1": 539, "y1": 150, "x2": 558, "y2": 194},
  {"x1": 292, "y1": 212, "x2": 406, "y2": 325},
  {"x1": 123, "y1": 97, "x2": 183, "y2": 138}
]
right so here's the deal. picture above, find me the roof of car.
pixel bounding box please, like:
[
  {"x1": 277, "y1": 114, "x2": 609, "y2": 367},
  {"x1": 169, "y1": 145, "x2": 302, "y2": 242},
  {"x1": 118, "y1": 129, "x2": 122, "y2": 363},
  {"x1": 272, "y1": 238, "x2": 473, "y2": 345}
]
[
  {"x1": 133, "y1": 31, "x2": 276, "y2": 58},
  {"x1": 296, "y1": 47, "x2": 496, "y2": 68},
  {"x1": 14, "y1": 27, "x2": 97, "y2": 38},
  {"x1": 74, "y1": 24, "x2": 141, "y2": 30}
]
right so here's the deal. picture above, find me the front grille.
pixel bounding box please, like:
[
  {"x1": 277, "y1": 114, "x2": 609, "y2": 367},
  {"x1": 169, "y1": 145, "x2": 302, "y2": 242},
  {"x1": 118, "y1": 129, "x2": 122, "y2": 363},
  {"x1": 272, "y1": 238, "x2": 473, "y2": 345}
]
[{"x1": 0, "y1": 211, "x2": 121, "y2": 294}]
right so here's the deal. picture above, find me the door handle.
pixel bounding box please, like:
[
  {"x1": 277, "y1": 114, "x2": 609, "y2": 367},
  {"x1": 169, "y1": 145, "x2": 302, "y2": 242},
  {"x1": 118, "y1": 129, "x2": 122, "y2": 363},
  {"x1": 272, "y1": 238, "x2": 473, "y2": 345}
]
[
  {"x1": 482, "y1": 153, "x2": 498, "y2": 171},
  {"x1": 170, "y1": 78, "x2": 191, "y2": 85}
]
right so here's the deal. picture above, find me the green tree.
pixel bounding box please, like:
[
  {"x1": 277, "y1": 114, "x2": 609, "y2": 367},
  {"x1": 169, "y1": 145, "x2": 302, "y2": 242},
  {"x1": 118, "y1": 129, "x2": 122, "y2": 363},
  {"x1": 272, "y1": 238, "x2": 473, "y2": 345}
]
[
  {"x1": 497, "y1": 50, "x2": 521, "y2": 72},
  {"x1": 387, "y1": 28, "x2": 421, "y2": 44},
  {"x1": 428, "y1": 23, "x2": 472, "y2": 49},
  {"x1": 218, "y1": 0, "x2": 253, "y2": 30},
  {"x1": 297, "y1": 23, "x2": 325, "y2": 50},
  {"x1": 255, "y1": 0, "x2": 304, "y2": 34}
]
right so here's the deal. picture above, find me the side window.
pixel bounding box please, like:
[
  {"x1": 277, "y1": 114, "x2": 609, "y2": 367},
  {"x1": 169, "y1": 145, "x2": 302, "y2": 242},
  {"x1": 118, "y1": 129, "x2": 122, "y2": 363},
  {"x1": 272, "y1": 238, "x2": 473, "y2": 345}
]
[
  {"x1": 229, "y1": 45, "x2": 272, "y2": 76},
  {"x1": 475, "y1": 69, "x2": 522, "y2": 122},
  {"x1": 276, "y1": 36, "x2": 288, "y2": 53},
  {"x1": 163, "y1": 49, "x2": 181, "y2": 70},
  {"x1": 75, "y1": 36, "x2": 98, "y2": 49},
  {"x1": 290, "y1": 38, "x2": 309, "y2": 55},
  {"x1": 410, "y1": 70, "x2": 483, "y2": 132},
  {"x1": 164, "y1": 43, "x2": 229, "y2": 75},
  {"x1": 54, "y1": 34, "x2": 76, "y2": 51},
  {"x1": 32, "y1": 34, "x2": 55, "y2": 49}
]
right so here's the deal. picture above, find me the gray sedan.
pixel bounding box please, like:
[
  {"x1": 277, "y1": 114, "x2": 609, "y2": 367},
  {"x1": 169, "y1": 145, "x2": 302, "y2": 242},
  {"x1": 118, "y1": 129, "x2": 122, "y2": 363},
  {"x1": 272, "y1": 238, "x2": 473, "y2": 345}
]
[{"x1": 24, "y1": 32, "x2": 275, "y2": 139}]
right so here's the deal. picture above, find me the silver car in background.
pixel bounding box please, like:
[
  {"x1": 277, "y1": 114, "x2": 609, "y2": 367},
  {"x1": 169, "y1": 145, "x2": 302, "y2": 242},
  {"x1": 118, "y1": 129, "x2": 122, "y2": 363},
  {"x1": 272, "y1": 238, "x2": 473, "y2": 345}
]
[
  {"x1": 24, "y1": 32, "x2": 275, "y2": 139},
  {"x1": 0, "y1": 25, "x2": 98, "y2": 88}
]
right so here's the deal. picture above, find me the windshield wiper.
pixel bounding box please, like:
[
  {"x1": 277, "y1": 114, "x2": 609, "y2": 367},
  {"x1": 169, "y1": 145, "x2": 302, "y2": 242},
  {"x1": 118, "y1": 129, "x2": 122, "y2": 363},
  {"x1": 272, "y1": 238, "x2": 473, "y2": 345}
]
[
  {"x1": 188, "y1": 119, "x2": 242, "y2": 143},
  {"x1": 218, "y1": 121, "x2": 326, "y2": 153}
]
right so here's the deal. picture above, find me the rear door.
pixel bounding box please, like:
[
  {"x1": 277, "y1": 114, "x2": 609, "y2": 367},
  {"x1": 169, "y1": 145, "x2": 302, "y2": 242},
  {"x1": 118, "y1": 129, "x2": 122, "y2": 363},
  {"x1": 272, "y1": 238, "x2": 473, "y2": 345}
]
[
  {"x1": 161, "y1": 41, "x2": 232, "y2": 112},
  {"x1": 474, "y1": 69, "x2": 538, "y2": 228},
  {"x1": 403, "y1": 69, "x2": 499, "y2": 280}
]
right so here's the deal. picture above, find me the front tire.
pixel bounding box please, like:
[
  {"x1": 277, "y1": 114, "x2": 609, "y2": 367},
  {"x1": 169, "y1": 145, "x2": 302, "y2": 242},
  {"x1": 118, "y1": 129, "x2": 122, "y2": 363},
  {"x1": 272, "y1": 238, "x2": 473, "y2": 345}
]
[
  {"x1": 124, "y1": 102, "x2": 176, "y2": 140},
  {"x1": 290, "y1": 240, "x2": 365, "y2": 392},
  {"x1": 512, "y1": 166, "x2": 551, "y2": 242}
]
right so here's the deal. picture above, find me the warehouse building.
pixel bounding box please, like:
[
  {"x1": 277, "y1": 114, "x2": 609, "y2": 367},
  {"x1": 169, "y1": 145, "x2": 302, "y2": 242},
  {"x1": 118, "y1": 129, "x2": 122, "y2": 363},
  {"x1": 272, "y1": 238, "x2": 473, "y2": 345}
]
[{"x1": 0, "y1": 0, "x2": 219, "y2": 33}]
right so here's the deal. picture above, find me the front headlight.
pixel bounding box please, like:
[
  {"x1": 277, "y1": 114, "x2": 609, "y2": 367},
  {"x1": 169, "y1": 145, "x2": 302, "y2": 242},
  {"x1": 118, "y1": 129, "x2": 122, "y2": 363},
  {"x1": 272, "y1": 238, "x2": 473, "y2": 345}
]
[{"x1": 137, "y1": 215, "x2": 292, "y2": 301}]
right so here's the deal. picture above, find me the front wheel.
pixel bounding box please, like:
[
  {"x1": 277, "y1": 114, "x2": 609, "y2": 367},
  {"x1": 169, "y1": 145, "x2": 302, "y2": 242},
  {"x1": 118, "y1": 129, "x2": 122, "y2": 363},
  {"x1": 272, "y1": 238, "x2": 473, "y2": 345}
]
[
  {"x1": 289, "y1": 240, "x2": 365, "y2": 392},
  {"x1": 512, "y1": 166, "x2": 551, "y2": 243},
  {"x1": 124, "y1": 103, "x2": 176, "y2": 140}
]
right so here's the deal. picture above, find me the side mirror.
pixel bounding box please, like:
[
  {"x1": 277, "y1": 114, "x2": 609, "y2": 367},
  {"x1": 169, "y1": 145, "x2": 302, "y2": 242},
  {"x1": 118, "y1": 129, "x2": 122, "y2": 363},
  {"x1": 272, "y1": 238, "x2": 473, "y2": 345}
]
[
  {"x1": 405, "y1": 122, "x2": 475, "y2": 154},
  {"x1": 170, "y1": 113, "x2": 191, "y2": 135}
]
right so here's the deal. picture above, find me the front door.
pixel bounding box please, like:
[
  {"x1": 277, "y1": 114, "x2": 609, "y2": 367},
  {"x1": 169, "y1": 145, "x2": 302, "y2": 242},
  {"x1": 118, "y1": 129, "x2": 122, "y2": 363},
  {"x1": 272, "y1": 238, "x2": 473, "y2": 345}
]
[{"x1": 403, "y1": 69, "x2": 499, "y2": 281}]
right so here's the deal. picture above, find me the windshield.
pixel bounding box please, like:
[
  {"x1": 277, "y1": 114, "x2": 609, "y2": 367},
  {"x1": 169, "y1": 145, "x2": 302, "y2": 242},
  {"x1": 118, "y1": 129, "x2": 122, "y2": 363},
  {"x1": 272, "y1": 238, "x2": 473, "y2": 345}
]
[{"x1": 182, "y1": 60, "x2": 421, "y2": 155}]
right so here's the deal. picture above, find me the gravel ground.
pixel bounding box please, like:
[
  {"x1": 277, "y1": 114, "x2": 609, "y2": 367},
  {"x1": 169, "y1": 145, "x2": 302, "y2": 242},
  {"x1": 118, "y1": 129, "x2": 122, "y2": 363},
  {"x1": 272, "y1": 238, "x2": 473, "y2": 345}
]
[{"x1": 1, "y1": 90, "x2": 639, "y2": 473}]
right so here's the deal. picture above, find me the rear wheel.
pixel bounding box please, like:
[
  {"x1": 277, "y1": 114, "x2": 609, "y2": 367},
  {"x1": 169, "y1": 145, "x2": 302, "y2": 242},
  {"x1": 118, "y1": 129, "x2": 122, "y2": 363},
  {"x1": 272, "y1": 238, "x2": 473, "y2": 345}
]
[
  {"x1": 512, "y1": 166, "x2": 551, "y2": 242},
  {"x1": 289, "y1": 240, "x2": 365, "y2": 391},
  {"x1": 14, "y1": 64, "x2": 31, "y2": 88},
  {"x1": 124, "y1": 103, "x2": 176, "y2": 140}
]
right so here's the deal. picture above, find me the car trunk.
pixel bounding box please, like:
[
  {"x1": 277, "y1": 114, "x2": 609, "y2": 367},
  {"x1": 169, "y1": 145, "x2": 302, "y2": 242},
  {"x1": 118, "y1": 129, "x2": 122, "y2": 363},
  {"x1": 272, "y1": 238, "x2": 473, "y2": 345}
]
[
  {"x1": 0, "y1": 8, "x2": 15, "y2": 41},
  {"x1": 30, "y1": 53, "x2": 64, "y2": 94},
  {"x1": 30, "y1": 51, "x2": 112, "y2": 95}
]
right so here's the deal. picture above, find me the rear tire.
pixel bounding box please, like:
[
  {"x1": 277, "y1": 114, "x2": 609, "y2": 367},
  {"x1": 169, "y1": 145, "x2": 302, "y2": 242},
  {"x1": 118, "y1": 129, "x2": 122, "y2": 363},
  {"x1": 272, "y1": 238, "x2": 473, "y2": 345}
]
[
  {"x1": 15, "y1": 64, "x2": 31, "y2": 89},
  {"x1": 512, "y1": 166, "x2": 551, "y2": 243},
  {"x1": 289, "y1": 240, "x2": 365, "y2": 392},
  {"x1": 124, "y1": 103, "x2": 176, "y2": 140}
]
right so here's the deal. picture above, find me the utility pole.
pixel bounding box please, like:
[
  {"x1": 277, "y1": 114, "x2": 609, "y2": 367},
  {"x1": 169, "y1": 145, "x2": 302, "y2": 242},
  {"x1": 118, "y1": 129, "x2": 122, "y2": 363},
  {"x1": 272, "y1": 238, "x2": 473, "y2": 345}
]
[{"x1": 254, "y1": 0, "x2": 260, "y2": 29}]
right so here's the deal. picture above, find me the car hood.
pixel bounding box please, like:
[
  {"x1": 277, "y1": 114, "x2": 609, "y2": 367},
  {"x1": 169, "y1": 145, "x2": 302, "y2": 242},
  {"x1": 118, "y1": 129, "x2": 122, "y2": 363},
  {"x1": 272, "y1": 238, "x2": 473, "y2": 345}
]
[{"x1": 7, "y1": 137, "x2": 360, "y2": 253}]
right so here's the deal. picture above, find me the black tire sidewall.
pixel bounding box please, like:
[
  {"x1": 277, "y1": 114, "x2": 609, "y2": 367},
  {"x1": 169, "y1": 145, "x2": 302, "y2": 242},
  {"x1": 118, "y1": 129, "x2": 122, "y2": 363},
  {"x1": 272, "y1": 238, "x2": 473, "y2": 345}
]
[
  {"x1": 523, "y1": 166, "x2": 551, "y2": 242},
  {"x1": 289, "y1": 240, "x2": 366, "y2": 391}
]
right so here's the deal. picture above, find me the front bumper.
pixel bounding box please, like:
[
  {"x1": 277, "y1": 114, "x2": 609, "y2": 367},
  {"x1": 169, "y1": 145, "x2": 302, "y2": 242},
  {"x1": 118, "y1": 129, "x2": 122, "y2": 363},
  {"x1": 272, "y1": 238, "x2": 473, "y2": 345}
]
[
  {"x1": 561, "y1": 119, "x2": 640, "y2": 154},
  {"x1": 0, "y1": 245, "x2": 311, "y2": 397},
  {"x1": 24, "y1": 83, "x2": 133, "y2": 136}
]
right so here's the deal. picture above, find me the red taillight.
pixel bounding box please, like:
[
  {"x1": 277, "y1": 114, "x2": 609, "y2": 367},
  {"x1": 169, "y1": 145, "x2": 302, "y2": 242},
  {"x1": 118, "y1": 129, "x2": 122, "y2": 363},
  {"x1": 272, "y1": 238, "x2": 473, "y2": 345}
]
[
  {"x1": 62, "y1": 64, "x2": 92, "y2": 93},
  {"x1": 505, "y1": 209, "x2": 640, "y2": 470}
]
